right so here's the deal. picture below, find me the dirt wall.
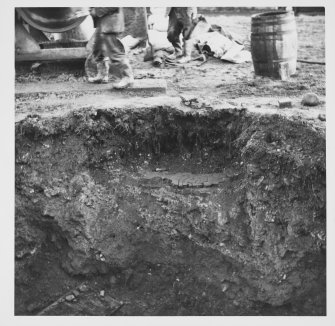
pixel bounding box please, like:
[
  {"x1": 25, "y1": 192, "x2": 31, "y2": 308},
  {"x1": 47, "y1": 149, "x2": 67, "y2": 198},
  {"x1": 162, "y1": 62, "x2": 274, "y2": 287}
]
[{"x1": 15, "y1": 103, "x2": 326, "y2": 315}]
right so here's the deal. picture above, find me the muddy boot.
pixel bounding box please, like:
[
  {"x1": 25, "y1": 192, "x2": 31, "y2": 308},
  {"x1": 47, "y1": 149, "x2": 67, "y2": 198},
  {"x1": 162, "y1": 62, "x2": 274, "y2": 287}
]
[
  {"x1": 87, "y1": 60, "x2": 109, "y2": 83},
  {"x1": 111, "y1": 59, "x2": 134, "y2": 89},
  {"x1": 177, "y1": 39, "x2": 193, "y2": 63},
  {"x1": 112, "y1": 75, "x2": 134, "y2": 89},
  {"x1": 166, "y1": 47, "x2": 183, "y2": 60}
]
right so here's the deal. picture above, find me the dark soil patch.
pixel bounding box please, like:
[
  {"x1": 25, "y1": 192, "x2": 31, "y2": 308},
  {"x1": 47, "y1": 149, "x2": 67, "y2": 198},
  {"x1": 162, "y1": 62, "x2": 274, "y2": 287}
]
[{"x1": 15, "y1": 104, "x2": 326, "y2": 316}]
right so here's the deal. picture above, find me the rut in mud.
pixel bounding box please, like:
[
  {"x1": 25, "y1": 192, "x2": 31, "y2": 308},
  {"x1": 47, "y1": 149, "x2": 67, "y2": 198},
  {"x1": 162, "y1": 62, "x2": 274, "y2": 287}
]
[{"x1": 15, "y1": 102, "x2": 326, "y2": 315}]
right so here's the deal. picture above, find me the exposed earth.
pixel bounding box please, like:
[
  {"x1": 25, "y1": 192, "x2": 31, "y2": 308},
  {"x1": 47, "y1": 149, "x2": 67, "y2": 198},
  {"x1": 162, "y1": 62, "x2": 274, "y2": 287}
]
[{"x1": 15, "y1": 11, "x2": 326, "y2": 316}]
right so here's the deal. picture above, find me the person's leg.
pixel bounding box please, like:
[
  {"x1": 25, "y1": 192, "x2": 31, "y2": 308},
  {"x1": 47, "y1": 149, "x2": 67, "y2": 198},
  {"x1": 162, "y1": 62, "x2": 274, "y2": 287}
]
[
  {"x1": 177, "y1": 24, "x2": 194, "y2": 63},
  {"x1": 177, "y1": 12, "x2": 196, "y2": 63},
  {"x1": 103, "y1": 33, "x2": 134, "y2": 89},
  {"x1": 87, "y1": 32, "x2": 109, "y2": 83},
  {"x1": 182, "y1": 19, "x2": 194, "y2": 41},
  {"x1": 167, "y1": 9, "x2": 183, "y2": 57}
]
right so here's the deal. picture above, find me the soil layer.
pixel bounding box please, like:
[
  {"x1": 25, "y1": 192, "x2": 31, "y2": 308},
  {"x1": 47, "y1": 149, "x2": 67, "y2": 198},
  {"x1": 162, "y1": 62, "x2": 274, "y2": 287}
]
[{"x1": 15, "y1": 12, "x2": 326, "y2": 316}]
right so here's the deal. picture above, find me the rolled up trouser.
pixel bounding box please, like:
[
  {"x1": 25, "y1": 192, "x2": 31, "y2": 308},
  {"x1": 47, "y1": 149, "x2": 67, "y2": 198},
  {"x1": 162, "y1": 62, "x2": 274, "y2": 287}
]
[
  {"x1": 167, "y1": 7, "x2": 196, "y2": 52},
  {"x1": 92, "y1": 32, "x2": 133, "y2": 77},
  {"x1": 183, "y1": 39, "x2": 194, "y2": 58}
]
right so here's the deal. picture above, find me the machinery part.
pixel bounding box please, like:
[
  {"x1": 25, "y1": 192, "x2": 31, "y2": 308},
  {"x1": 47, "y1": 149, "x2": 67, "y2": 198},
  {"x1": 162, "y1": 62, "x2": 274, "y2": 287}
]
[
  {"x1": 15, "y1": 21, "x2": 40, "y2": 54},
  {"x1": 15, "y1": 7, "x2": 148, "y2": 62},
  {"x1": 16, "y1": 7, "x2": 88, "y2": 33},
  {"x1": 297, "y1": 59, "x2": 325, "y2": 65}
]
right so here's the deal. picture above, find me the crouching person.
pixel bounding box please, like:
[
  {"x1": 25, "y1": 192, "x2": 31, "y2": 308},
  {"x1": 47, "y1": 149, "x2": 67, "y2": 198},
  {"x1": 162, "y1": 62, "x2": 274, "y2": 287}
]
[
  {"x1": 166, "y1": 7, "x2": 197, "y2": 63},
  {"x1": 88, "y1": 7, "x2": 134, "y2": 89}
]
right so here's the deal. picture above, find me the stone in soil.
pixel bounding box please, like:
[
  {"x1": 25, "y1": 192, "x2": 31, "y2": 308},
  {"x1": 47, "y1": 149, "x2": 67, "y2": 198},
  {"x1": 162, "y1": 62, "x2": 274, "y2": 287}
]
[
  {"x1": 65, "y1": 294, "x2": 75, "y2": 302},
  {"x1": 72, "y1": 290, "x2": 80, "y2": 297},
  {"x1": 302, "y1": 93, "x2": 320, "y2": 106},
  {"x1": 78, "y1": 284, "x2": 89, "y2": 292},
  {"x1": 278, "y1": 99, "x2": 292, "y2": 108},
  {"x1": 318, "y1": 113, "x2": 326, "y2": 121}
]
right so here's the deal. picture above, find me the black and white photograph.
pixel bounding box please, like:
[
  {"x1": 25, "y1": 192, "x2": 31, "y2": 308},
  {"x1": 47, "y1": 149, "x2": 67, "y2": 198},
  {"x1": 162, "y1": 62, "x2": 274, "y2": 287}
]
[{"x1": 4, "y1": 0, "x2": 333, "y2": 322}]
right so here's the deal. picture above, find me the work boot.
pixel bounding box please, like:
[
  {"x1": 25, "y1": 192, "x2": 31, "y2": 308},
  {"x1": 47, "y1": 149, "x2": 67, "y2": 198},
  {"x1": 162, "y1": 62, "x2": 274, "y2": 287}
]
[
  {"x1": 177, "y1": 39, "x2": 194, "y2": 63},
  {"x1": 166, "y1": 48, "x2": 183, "y2": 60},
  {"x1": 112, "y1": 76, "x2": 134, "y2": 89},
  {"x1": 87, "y1": 60, "x2": 109, "y2": 84},
  {"x1": 111, "y1": 59, "x2": 134, "y2": 89}
]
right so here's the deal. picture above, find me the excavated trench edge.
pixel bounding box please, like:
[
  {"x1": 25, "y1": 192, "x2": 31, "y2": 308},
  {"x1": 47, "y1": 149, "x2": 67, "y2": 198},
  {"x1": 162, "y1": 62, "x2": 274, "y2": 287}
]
[{"x1": 15, "y1": 104, "x2": 326, "y2": 316}]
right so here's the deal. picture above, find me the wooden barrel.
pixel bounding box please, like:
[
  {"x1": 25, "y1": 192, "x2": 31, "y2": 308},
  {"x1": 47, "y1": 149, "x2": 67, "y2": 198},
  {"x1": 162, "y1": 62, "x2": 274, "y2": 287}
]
[{"x1": 251, "y1": 11, "x2": 297, "y2": 79}]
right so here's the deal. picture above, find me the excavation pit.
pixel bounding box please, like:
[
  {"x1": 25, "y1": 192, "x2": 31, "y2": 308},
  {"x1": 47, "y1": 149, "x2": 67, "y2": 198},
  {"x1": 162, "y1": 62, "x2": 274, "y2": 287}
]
[{"x1": 15, "y1": 96, "x2": 326, "y2": 316}]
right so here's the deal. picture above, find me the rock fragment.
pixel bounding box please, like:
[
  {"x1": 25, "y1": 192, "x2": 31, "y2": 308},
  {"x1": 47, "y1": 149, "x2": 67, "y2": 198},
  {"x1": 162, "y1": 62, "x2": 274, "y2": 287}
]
[
  {"x1": 318, "y1": 113, "x2": 326, "y2": 121},
  {"x1": 302, "y1": 93, "x2": 320, "y2": 106},
  {"x1": 221, "y1": 282, "x2": 229, "y2": 292},
  {"x1": 278, "y1": 98, "x2": 292, "y2": 108},
  {"x1": 78, "y1": 284, "x2": 88, "y2": 292},
  {"x1": 65, "y1": 294, "x2": 75, "y2": 302},
  {"x1": 72, "y1": 290, "x2": 80, "y2": 297}
]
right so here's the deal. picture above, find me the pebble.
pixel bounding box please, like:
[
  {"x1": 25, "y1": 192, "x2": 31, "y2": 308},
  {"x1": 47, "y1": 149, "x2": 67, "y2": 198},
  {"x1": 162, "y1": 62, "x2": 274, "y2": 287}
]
[
  {"x1": 72, "y1": 290, "x2": 80, "y2": 297},
  {"x1": 31, "y1": 62, "x2": 42, "y2": 71},
  {"x1": 65, "y1": 294, "x2": 75, "y2": 302},
  {"x1": 100, "y1": 290, "x2": 105, "y2": 297},
  {"x1": 302, "y1": 93, "x2": 320, "y2": 106},
  {"x1": 78, "y1": 284, "x2": 88, "y2": 292},
  {"x1": 318, "y1": 113, "x2": 326, "y2": 121},
  {"x1": 221, "y1": 282, "x2": 229, "y2": 293}
]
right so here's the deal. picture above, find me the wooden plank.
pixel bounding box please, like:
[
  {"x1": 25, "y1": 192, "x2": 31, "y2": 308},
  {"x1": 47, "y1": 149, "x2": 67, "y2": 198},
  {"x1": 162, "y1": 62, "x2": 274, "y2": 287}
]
[
  {"x1": 15, "y1": 47, "x2": 88, "y2": 62},
  {"x1": 15, "y1": 79, "x2": 167, "y2": 95}
]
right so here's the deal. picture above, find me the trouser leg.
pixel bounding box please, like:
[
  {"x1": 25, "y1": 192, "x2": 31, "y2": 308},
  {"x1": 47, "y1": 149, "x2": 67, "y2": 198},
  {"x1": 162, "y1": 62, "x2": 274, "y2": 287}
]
[
  {"x1": 87, "y1": 32, "x2": 109, "y2": 83},
  {"x1": 167, "y1": 9, "x2": 183, "y2": 55},
  {"x1": 182, "y1": 20, "x2": 194, "y2": 42},
  {"x1": 91, "y1": 31, "x2": 105, "y2": 63},
  {"x1": 176, "y1": 14, "x2": 195, "y2": 63},
  {"x1": 101, "y1": 33, "x2": 134, "y2": 89}
]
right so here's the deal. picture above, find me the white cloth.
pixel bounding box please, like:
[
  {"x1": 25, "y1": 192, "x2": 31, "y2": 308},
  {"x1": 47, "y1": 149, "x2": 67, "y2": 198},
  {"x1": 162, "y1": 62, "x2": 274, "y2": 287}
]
[{"x1": 195, "y1": 31, "x2": 251, "y2": 64}]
